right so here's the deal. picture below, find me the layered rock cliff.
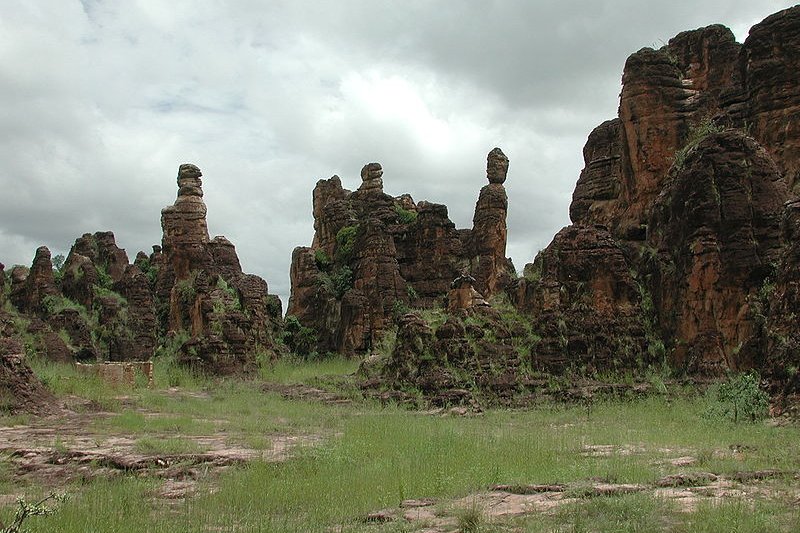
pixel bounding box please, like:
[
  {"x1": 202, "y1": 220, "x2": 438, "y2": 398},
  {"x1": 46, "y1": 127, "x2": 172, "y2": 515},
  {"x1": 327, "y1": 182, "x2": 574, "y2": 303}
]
[
  {"x1": 288, "y1": 149, "x2": 515, "y2": 355},
  {"x1": 516, "y1": 6, "x2": 800, "y2": 381}
]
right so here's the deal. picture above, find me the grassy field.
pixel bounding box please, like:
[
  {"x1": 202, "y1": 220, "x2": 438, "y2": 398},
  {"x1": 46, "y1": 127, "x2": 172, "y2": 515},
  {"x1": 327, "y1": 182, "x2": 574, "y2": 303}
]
[{"x1": 1, "y1": 357, "x2": 799, "y2": 532}]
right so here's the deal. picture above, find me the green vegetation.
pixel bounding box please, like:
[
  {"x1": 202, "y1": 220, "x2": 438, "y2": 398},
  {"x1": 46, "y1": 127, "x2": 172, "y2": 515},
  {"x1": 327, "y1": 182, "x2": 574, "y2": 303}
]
[
  {"x1": 672, "y1": 117, "x2": 725, "y2": 171},
  {"x1": 173, "y1": 271, "x2": 199, "y2": 307},
  {"x1": 1, "y1": 493, "x2": 66, "y2": 533},
  {"x1": 41, "y1": 295, "x2": 85, "y2": 317},
  {"x1": 51, "y1": 254, "x2": 66, "y2": 284},
  {"x1": 134, "y1": 436, "x2": 204, "y2": 455},
  {"x1": 334, "y1": 225, "x2": 358, "y2": 264},
  {"x1": 283, "y1": 315, "x2": 318, "y2": 359},
  {"x1": 317, "y1": 266, "x2": 354, "y2": 299},
  {"x1": 705, "y1": 371, "x2": 770, "y2": 423},
  {"x1": 314, "y1": 249, "x2": 332, "y2": 271},
  {"x1": 134, "y1": 257, "x2": 158, "y2": 285},
  {"x1": 393, "y1": 204, "x2": 418, "y2": 224},
  {"x1": 5, "y1": 386, "x2": 798, "y2": 532}
]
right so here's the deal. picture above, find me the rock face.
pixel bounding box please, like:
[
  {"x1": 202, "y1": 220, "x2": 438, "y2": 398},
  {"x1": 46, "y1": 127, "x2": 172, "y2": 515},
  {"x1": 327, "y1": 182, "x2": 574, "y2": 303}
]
[
  {"x1": 288, "y1": 148, "x2": 515, "y2": 355},
  {"x1": 511, "y1": 225, "x2": 651, "y2": 373},
  {"x1": 363, "y1": 305, "x2": 534, "y2": 406},
  {"x1": 470, "y1": 148, "x2": 513, "y2": 296},
  {"x1": 648, "y1": 132, "x2": 786, "y2": 374},
  {"x1": 521, "y1": 7, "x2": 800, "y2": 379}
]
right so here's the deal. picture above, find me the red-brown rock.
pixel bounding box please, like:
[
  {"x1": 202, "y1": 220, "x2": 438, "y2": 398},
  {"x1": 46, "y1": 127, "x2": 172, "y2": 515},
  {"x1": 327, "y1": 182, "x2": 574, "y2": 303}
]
[{"x1": 647, "y1": 131, "x2": 786, "y2": 373}]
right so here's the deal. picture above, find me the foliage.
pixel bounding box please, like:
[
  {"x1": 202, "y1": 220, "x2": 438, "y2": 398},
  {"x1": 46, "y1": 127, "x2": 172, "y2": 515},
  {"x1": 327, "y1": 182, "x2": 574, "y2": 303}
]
[
  {"x1": 317, "y1": 266, "x2": 353, "y2": 299},
  {"x1": 455, "y1": 500, "x2": 486, "y2": 533},
  {"x1": 672, "y1": 117, "x2": 725, "y2": 171},
  {"x1": 174, "y1": 271, "x2": 199, "y2": 307},
  {"x1": 51, "y1": 254, "x2": 66, "y2": 284},
  {"x1": 1, "y1": 493, "x2": 66, "y2": 533},
  {"x1": 135, "y1": 257, "x2": 158, "y2": 286},
  {"x1": 214, "y1": 276, "x2": 242, "y2": 311},
  {"x1": 705, "y1": 371, "x2": 770, "y2": 423},
  {"x1": 393, "y1": 204, "x2": 418, "y2": 224},
  {"x1": 41, "y1": 295, "x2": 86, "y2": 318},
  {"x1": 334, "y1": 225, "x2": 358, "y2": 264},
  {"x1": 406, "y1": 284, "x2": 418, "y2": 301},
  {"x1": 330, "y1": 266, "x2": 353, "y2": 298},
  {"x1": 95, "y1": 265, "x2": 113, "y2": 290},
  {"x1": 313, "y1": 249, "x2": 332, "y2": 271},
  {"x1": 283, "y1": 315, "x2": 318, "y2": 358},
  {"x1": 91, "y1": 286, "x2": 127, "y2": 307}
]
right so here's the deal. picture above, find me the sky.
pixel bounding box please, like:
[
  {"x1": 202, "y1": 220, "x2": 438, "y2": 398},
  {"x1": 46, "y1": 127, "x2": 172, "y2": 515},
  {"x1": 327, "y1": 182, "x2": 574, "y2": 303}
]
[{"x1": 0, "y1": 0, "x2": 794, "y2": 306}]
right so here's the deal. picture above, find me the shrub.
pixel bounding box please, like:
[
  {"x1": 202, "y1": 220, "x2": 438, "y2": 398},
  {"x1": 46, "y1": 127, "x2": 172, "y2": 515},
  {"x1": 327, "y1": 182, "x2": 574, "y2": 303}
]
[
  {"x1": 672, "y1": 118, "x2": 724, "y2": 171},
  {"x1": 706, "y1": 371, "x2": 770, "y2": 423},
  {"x1": 331, "y1": 266, "x2": 353, "y2": 298},
  {"x1": 314, "y1": 249, "x2": 332, "y2": 271},
  {"x1": 1, "y1": 492, "x2": 67, "y2": 533},
  {"x1": 335, "y1": 225, "x2": 358, "y2": 264},
  {"x1": 283, "y1": 315, "x2": 318, "y2": 358}
]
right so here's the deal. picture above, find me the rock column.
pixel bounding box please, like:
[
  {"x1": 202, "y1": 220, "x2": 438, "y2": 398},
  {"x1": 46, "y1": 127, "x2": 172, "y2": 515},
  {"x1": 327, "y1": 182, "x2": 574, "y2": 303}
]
[{"x1": 470, "y1": 148, "x2": 510, "y2": 296}]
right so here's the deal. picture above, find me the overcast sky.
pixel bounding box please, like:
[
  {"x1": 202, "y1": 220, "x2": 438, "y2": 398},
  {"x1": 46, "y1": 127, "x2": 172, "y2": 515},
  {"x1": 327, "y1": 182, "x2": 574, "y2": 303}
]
[{"x1": 0, "y1": 1, "x2": 793, "y2": 306}]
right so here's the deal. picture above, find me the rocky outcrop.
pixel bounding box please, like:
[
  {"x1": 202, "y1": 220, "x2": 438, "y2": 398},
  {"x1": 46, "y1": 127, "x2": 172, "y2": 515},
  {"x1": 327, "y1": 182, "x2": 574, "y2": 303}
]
[
  {"x1": 158, "y1": 164, "x2": 285, "y2": 373},
  {"x1": 470, "y1": 148, "x2": 513, "y2": 296},
  {"x1": 743, "y1": 7, "x2": 800, "y2": 191},
  {"x1": 647, "y1": 131, "x2": 786, "y2": 374},
  {"x1": 288, "y1": 148, "x2": 514, "y2": 355},
  {"x1": 524, "y1": 7, "x2": 800, "y2": 378},
  {"x1": 363, "y1": 305, "x2": 533, "y2": 405},
  {"x1": 0, "y1": 311, "x2": 55, "y2": 414},
  {"x1": 1, "y1": 163, "x2": 285, "y2": 376},
  {"x1": 11, "y1": 247, "x2": 59, "y2": 314},
  {"x1": 511, "y1": 225, "x2": 651, "y2": 373}
]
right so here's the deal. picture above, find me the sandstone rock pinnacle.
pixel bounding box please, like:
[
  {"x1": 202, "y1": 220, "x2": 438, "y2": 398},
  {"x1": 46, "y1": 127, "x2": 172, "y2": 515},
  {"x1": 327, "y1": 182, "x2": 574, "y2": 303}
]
[
  {"x1": 487, "y1": 148, "x2": 509, "y2": 184},
  {"x1": 359, "y1": 162, "x2": 384, "y2": 192}
]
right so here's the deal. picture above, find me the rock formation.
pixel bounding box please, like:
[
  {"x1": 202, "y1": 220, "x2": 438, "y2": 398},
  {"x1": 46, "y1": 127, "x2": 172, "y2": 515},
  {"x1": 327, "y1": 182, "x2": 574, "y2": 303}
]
[
  {"x1": 0, "y1": 310, "x2": 55, "y2": 414},
  {"x1": 518, "y1": 6, "x2": 800, "y2": 380},
  {"x1": 288, "y1": 148, "x2": 515, "y2": 355},
  {"x1": 158, "y1": 164, "x2": 285, "y2": 373},
  {"x1": 470, "y1": 148, "x2": 513, "y2": 296},
  {"x1": 0, "y1": 163, "x2": 285, "y2": 377}
]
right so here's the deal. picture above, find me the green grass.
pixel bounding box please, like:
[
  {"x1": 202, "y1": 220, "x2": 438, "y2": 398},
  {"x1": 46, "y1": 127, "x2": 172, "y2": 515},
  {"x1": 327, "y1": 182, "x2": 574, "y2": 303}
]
[
  {"x1": 6, "y1": 358, "x2": 800, "y2": 532},
  {"x1": 259, "y1": 355, "x2": 360, "y2": 384},
  {"x1": 134, "y1": 436, "x2": 204, "y2": 455},
  {"x1": 26, "y1": 357, "x2": 123, "y2": 411}
]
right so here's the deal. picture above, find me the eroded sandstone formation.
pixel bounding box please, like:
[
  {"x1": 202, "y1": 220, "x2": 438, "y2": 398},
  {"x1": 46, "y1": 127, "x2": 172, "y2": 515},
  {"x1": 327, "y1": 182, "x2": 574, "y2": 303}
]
[
  {"x1": 520, "y1": 6, "x2": 800, "y2": 380},
  {"x1": 1, "y1": 164, "x2": 285, "y2": 376},
  {"x1": 288, "y1": 148, "x2": 514, "y2": 355},
  {"x1": 158, "y1": 164, "x2": 285, "y2": 373}
]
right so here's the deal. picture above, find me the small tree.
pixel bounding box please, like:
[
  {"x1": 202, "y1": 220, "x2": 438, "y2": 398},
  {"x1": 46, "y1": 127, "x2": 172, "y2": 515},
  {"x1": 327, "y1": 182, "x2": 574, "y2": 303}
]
[
  {"x1": 708, "y1": 371, "x2": 770, "y2": 423},
  {"x1": 2, "y1": 493, "x2": 66, "y2": 533}
]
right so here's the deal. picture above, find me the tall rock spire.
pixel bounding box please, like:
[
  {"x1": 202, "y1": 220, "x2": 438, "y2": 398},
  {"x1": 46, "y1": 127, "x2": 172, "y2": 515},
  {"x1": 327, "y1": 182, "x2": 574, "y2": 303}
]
[
  {"x1": 160, "y1": 163, "x2": 212, "y2": 281},
  {"x1": 470, "y1": 147, "x2": 511, "y2": 296}
]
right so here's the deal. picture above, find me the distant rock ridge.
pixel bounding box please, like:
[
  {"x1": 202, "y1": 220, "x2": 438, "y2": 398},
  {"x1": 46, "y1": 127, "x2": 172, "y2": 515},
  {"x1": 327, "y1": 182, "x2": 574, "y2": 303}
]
[{"x1": 287, "y1": 148, "x2": 515, "y2": 355}]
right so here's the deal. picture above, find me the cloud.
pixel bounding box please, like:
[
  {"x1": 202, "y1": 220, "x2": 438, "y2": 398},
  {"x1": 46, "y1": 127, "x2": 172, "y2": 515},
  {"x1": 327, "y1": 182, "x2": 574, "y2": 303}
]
[{"x1": 0, "y1": 0, "x2": 794, "y2": 305}]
